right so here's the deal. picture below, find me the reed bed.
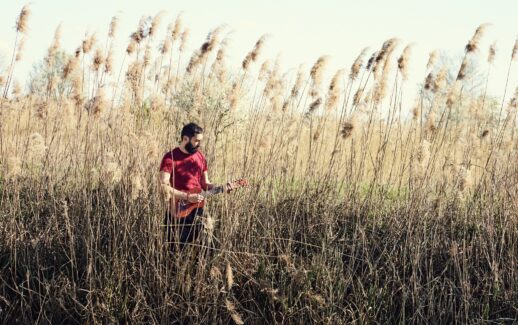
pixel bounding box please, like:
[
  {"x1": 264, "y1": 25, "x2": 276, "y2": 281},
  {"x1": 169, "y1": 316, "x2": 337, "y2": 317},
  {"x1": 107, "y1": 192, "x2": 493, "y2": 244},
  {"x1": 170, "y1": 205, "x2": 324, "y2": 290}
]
[{"x1": 0, "y1": 6, "x2": 517, "y2": 324}]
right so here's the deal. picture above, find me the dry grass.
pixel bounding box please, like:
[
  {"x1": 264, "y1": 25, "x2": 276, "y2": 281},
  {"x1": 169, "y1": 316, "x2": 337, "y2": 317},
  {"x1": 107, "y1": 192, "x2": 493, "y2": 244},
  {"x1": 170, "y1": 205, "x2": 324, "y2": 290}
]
[{"x1": 0, "y1": 7, "x2": 517, "y2": 324}]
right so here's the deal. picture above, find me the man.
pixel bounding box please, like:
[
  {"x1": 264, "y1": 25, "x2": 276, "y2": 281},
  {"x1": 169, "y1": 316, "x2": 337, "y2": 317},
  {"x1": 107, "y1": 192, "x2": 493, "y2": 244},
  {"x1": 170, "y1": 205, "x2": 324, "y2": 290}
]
[{"x1": 159, "y1": 122, "x2": 228, "y2": 251}]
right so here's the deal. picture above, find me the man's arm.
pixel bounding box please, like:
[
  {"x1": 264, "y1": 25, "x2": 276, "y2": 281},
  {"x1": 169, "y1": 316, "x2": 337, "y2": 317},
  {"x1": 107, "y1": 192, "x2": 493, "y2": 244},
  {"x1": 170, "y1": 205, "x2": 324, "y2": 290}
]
[
  {"x1": 203, "y1": 171, "x2": 215, "y2": 190},
  {"x1": 203, "y1": 171, "x2": 235, "y2": 193},
  {"x1": 158, "y1": 171, "x2": 202, "y2": 202}
]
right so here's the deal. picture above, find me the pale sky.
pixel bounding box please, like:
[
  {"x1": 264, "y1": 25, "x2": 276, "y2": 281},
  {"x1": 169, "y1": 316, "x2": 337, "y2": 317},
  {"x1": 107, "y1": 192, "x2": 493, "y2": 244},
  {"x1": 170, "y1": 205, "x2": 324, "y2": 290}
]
[{"x1": 1, "y1": 0, "x2": 518, "y2": 107}]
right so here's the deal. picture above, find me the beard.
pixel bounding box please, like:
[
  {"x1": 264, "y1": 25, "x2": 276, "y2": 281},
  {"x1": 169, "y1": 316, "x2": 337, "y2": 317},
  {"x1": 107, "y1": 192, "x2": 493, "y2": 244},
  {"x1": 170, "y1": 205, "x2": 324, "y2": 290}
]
[{"x1": 185, "y1": 142, "x2": 199, "y2": 154}]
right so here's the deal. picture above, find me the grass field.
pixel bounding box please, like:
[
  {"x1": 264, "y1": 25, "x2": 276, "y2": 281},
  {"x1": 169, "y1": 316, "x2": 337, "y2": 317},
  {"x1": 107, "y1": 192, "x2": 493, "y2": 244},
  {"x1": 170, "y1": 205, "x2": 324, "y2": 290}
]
[{"x1": 0, "y1": 7, "x2": 517, "y2": 324}]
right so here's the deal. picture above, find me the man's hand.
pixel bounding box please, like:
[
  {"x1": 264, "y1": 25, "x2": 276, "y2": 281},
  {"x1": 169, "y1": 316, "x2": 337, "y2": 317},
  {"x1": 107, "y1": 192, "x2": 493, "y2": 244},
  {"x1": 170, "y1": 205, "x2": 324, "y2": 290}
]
[
  {"x1": 226, "y1": 182, "x2": 235, "y2": 193},
  {"x1": 186, "y1": 193, "x2": 204, "y2": 203}
]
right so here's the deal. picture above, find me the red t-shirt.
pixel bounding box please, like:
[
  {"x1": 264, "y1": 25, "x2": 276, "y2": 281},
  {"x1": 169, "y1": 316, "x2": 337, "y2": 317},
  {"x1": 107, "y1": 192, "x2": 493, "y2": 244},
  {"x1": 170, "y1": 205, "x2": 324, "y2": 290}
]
[{"x1": 159, "y1": 147, "x2": 208, "y2": 192}]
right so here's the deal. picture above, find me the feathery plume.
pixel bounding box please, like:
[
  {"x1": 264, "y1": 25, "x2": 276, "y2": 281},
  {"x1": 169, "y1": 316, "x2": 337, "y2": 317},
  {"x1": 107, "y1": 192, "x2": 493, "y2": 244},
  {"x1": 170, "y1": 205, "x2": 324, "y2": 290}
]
[
  {"x1": 424, "y1": 72, "x2": 434, "y2": 91},
  {"x1": 310, "y1": 56, "x2": 329, "y2": 85},
  {"x1": 426, "y1": 50, "x2": 438, "y2": 70},
  {"x1": 179, "y1": 28, "x2": 189, "y2": 52},
  {"x1": 350, "y1": 47, "x2": 368, "y2": 81},
  {"x1": 433, "y1": 68, "x2": 447, "y2": 92},
  {"x1": 16, "y1": 5, "x2": 30, "y2": 34},
  {"x1": 91, "y1": 87, "x2": 107, "y2": 117},
  {"x1": 353, "y1": 88, "x2": 363, "y2": 106},
  {"x1": 131, "y1": 16, "x2": 148, "y2": 44},
  {"x1": 225, "y1": 299, "x2": 244, "y2": 325},
  {"x1": 186, "y1": 26, "x2": 222, "y2": 73},
  {"x1": 258, "y1": 60, "x2": 271, "y2": 81},
  {"x1": 105, "y1": 48, "x2": 114, "y2": 74},
  {"x1": 6, "y1": 156, "x2": 22, "y2": 179},
  {"x1": 12, "y1": 81, "x2": 21, "y2": 98},
  {"x1": 325, "y1": 69, "x2": 344, "y2": 111},
  {"x1": 63, "y1": 56, "x2": 79, "y2": 79},
  {"x1": 309, "y1": 56, "x2": 329, "y2": 98},
  {"x1": 309, "y1": 97, "x2": 322, "y2": 113},
  {"x1": 456, "y1": 57, "x2": 469, "y2": 81},
  {"x1": 488, "y1": 42, "x2": 497, "y2": 64},
  {"x1": 149, "y1": 11, "x2": 165, "y2": 38},
  {"x1": 480, "y1": 129, "x2": 489, "y2": 139},
  {"x1": 290, "y1": 66, "x2": 304, "y2": 98},
  {"x1": 512, "y1": 38, "x2": 518, "y2": 61},
  {"x1": 103, "y1": 161, "x2": 122, "y2": 185},
  {"x1": 366, "y1": 51, "x2": 377, "y2": 70},
  {"x1": 82, "y1": 33, "x2": 96, "y2": 54},
  {"x1": 398, "y1": 44, "x2": 413, "y2": 80},
  {"x1": 508, "y1": 86, "x2": 518, "y2": 109},
  {"x1": 171, "y1": 14, "x2": 183, "y2": 41},
  {"x1": 211, "y1": 39, "x2": 229, "y2": 82},
  {"x1": 465, "y1": 23, "x2": 490, "y2": 53},
  {"x1": 242, "y1": 35, "x2": 267, "y2": 70},
  {"x1": 373, "y1": 38, "x2": 398, "y2": 79},
  {"x1": 229, "y1": 82, "x2": 239, "y2": 110},
  {"x1": 143, "y1": 45, "x2": 152, "y2": 67},
  {"x1": 160, "y1": 38, "x2": 171, "y2": 54},
  {"x1": 341, "y1": 120, "x2": 355, "y2": 139},
  {"x1": 45, "y1": 25, "x2": 62, "y2": 69},
  {"x1": 15, "y1": 37, "x2": 25, "y2": 62},
  {"x1": 92, "y1": 47, "x2": 104, "y2": 71},
  {"x1": 126, "y1": 39, "x2": 137, "y2": 55},
  {"x1": 210, "y1": 266, "x2": 222, "y2": 282},
  {"x1": 108, "y1": 16, "x2": 118, "y2": 38},
  {"x1": 226, "y1": 262, "x2": 234, "y2": 290},
  {"x1": 74, "y1": 46, "x2": 81, "y2": 58},
  {"x1": 417, "y1": 140, "x2": 431, "y2": 174},
  {"x1": 200, "y1": 26, "x2": 221, "y2": 53},
  {"x1": 28, "y1": 133, "x2": 47, "y2": 158}
]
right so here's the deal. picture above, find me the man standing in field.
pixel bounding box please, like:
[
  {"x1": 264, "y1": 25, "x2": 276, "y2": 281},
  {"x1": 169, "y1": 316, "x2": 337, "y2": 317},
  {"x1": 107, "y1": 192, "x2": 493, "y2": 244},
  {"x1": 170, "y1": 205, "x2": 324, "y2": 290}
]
[{"x1": 159, "y1": 122, "x2": 229, "y2": 251}]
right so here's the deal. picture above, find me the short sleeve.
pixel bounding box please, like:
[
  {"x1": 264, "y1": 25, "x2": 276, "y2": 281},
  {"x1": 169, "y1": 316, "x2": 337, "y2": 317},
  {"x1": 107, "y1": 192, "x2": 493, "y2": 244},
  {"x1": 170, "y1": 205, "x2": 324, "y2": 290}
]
[
  {"x1": 202, "y1": 154, "x2": 208, "y2": 172},
  {"x1": 159, "y1": 152, "x2": 173, "y2": 173}
]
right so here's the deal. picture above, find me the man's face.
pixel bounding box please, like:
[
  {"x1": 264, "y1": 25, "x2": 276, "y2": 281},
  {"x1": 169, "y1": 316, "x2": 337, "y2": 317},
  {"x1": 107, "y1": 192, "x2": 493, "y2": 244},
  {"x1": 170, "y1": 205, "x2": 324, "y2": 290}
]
[
  {"x1": 190, "y1": 133, "x2": 203, "y2": 149},
  {"x1": 184, "y1": 133, "x2": 203, "y2": 153}
]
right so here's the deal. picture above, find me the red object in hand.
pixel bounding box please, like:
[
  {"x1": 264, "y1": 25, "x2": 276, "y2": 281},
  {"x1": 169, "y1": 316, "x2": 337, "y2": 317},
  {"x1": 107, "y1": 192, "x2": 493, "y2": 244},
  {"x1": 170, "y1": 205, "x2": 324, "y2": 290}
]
[{"x1": 175, "y1": 179, "x2": 248, "y2": 218}]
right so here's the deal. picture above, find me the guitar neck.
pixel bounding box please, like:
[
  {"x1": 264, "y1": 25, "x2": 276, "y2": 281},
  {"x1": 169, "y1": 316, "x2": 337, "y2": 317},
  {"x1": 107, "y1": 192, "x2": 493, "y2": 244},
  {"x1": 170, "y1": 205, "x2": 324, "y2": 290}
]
[{"x1": 201, "y1": 185, "x2": 225, "y2": 198}]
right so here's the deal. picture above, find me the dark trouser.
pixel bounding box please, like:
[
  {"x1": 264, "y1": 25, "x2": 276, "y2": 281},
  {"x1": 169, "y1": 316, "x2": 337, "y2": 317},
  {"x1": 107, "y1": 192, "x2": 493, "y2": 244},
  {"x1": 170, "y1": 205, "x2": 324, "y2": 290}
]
[{"x1": 164, "y1": 208, "x2": 204, "y2": 252}]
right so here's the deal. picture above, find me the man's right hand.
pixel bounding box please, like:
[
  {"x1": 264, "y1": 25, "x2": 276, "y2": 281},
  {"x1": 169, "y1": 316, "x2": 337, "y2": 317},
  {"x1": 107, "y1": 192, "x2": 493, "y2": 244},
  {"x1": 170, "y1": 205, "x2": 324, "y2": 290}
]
[{"x1": 186, "y1": 193, "x2": 204, "y2": 203}]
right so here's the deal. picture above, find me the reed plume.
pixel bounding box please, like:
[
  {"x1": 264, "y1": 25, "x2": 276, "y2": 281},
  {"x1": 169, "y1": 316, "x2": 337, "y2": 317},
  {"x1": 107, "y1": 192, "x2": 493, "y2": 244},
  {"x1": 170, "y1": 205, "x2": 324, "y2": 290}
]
[
  {"x1": 456, "y1": 58, "x2": 468, "y2": 81},
  {"x1": 179, "y1": 28, "x2": 189, "y2": 52},
  {"x1": 149, "y1": 11, "x2": 165, "y2": 38},
  {"x1": 512, "y1": 38, "x2": 518, "y2": 61},
  {"x1": 465, "y1": 23, "x2": 490, "y2": 53},
  {"x1": 290, "y1": 67, "x2": 304, "y2": 98},
  {"x1": 171, "y1": 14, "x2": 183, "y2": 41},
  {"x1": 186, "y1": 26, "x2": 222, "y2": 73},
  {"x1": 82, "y1": 33, "x2": 96, "y2": 54},
  {"x1": 350, "y1": 47, "x2": 368, "y2": 81},
  {"x1": 108, "y1": 16, "x2": 118, "y2": 38},
  {"x1": 242, "y1": 35, "x2": 267, "y2": 70},
  {"x1": 307, "y1": 97, "x2": 322, "y2": 115},
  {"x1": 426, "y1": 50, "x2": 438, "y2": 70},
  {"x1": 3, "y1": 5, "x2": 31, "y2": 98},
  {"x1": 15, "y1": 5, "x2": 30, "y2": 33},
  {"x1": 398, "y1": 44, "x2": 413, "y2": 80},
  {"x1": 310, "y1": 56, "x2": 329, "y2": 85},
  {"x1": 325, "y1": 69, "x2": 344, "y2": 111},
  {"x1": 225, "y1": 299, "x2": 244, "y2": 325},
  {"x1": 309, "y1": 55, "x2": 329, "y2": 97},
  {"x1": 45, "y1": 25, "x2": 62, "y2": 69},
  {"x1": 15, "y1": 37, "x2": 25, "y2": 62},
  {"x1": 488, "y1": 42, "x2": 497, "y2": 64},
  {"x1": 341, "y1": 119, "x2": 355, "y2": 139},
  {"x1": 92, "y1": 47, "x2": 104, "y2": 72}
]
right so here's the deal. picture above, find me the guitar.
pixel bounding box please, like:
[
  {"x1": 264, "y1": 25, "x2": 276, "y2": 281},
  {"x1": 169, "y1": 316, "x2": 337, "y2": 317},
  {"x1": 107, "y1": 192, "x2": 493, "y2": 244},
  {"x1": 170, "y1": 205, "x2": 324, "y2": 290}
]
[{"x1": 175, "y1": 178, "x2": 248, "y2": 218}]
